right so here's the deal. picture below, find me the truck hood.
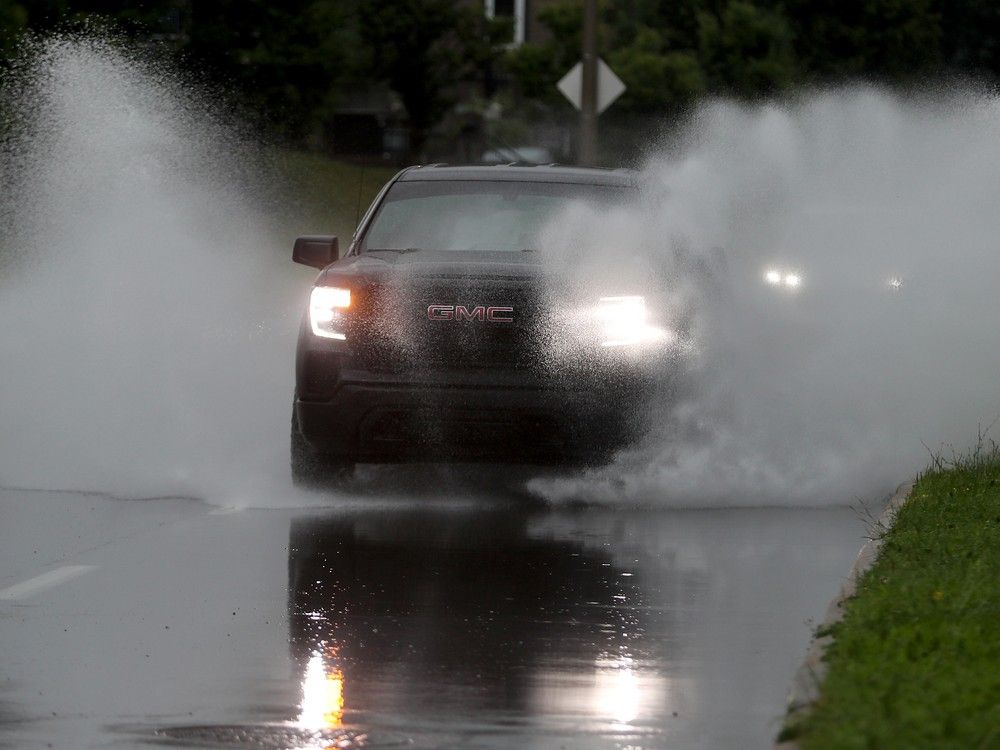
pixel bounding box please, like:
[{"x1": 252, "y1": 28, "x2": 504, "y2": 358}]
[{"x1": 318, "y1": 250, "x2": 545, "y2": 285}]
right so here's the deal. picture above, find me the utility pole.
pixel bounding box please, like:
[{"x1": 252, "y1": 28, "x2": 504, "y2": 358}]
[{"x1": 579, "y1": 0, "x2": 598, "y2": 166}]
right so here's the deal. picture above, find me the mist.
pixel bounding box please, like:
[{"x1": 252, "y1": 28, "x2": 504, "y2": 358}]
[
  {"x1": 530, "y1": 89, "x2": 1000, "y2": 505},
  {"x1": 3, "y1": 38, "x2": 1000, "y2": 507},
  {"x1": 0, "y1": 37, "x2": 305, "y2": 504}
]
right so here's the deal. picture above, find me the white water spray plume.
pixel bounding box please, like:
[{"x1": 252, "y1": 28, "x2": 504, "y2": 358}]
[
  {"x1": 2, "y1": 36, "x2": 999, "y2": 507},
  {"x1": 0, "y1": 36, "x2": 304, "y2": 504},
  {"x1": 530, "y1": 90, "x2": 1000, "y2": 504}
]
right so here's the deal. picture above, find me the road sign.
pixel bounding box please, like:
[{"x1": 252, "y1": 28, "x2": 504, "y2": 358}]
[{"x1": 557, "y1": 58, "x2": 626, "y2": 115}]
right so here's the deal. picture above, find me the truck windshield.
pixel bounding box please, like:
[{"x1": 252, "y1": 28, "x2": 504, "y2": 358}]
[{"x1": 360, "y1": 180, "x2": 633, "y2": 253}]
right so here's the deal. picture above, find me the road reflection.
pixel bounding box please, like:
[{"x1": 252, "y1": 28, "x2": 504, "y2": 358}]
[
  {"x1": 287, "y1": 508, "x2": 675, "y2": 738},
  {"x1": 297, "y1": 652, "x2": 345, "y2": 730}
]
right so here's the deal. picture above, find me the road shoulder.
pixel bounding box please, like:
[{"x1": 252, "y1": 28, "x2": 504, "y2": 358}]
[{"x1": 775, "y1": 480, "x2": 914, "y2": 749}]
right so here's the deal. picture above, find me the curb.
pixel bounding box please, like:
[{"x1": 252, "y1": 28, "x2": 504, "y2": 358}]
[{"x1": 774, "y1": 480, "x2": 916, "y2": 749}]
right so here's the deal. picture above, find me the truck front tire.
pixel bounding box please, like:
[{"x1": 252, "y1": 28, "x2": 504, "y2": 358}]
[{"x1": 290, "y1": 404, "x2": 355, "y2": 488}]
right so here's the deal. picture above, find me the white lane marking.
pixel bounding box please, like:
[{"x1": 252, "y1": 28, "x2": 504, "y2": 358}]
[
  {"x1": 208, "y1": 506, "x2": 243, "y2": 515},
  {"x1": 0, "y1": 565, "x2": 97, "y2": 600}
]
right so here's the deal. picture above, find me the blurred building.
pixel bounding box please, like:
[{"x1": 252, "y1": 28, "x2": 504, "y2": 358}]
[{"x1": 481, "y1": 0, "x2": 559, "y2": 46}]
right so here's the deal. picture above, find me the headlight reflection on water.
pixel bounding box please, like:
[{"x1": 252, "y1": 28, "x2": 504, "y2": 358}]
[
  {"x1": 532, "y1": 654, "x2": 672, "y2": 732},
  {"x1": 592, "y1": 655, "x2": 642, "y2": 726},
  {"x1": 297, "y1": 651, "x2": 345, "y2": 731}
]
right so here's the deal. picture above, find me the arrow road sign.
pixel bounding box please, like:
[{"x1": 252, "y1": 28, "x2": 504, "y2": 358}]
[{"x1": 557, "y1": 58, "x2": 627, "y2": 115}]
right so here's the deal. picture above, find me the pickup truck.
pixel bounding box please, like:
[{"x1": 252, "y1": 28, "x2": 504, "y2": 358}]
[{"x1": 290, "y1": 165, "x2": 671, "y2": 486}]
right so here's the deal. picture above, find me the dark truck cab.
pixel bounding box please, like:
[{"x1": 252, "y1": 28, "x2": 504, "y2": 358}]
[{"x1": 291, "y1": 165, "x2": 668, "y2": 485}]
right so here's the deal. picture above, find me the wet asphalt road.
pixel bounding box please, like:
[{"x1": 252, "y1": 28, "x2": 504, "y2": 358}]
[{"x1": 0, "y1": 486, "x2": 870, "y2": 750}]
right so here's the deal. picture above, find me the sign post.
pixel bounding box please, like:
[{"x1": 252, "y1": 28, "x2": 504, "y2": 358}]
[
  {"x1": 580, "y1": 0, "x2": 598, "y2": 166},
  {"x1": 556, "y1": 22, "x2": 626, "y2": 165}
]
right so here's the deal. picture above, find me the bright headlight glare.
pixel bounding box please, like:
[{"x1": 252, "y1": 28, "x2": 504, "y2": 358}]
[
  {"x1": 595, "y1": 295, "x2": 668, "y2": 347},
  {"x1": 310, "y1": 286, "x2": 351, "y2": 339},
  {"x1": 597, "y1": 296, "x2": 648, "y2": 324},
  {"x1": 764, "y1": 268, "x2": 802, "y2": 290}
]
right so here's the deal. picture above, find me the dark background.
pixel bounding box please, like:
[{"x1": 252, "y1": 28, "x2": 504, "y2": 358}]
[{"x1": 2, "y1": 0, "x2": 999, "y2": 163}]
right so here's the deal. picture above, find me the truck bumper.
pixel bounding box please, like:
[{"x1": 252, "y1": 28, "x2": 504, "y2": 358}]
[{"x1": 295, "y1": 374, "x2": 647, "y2": 465}]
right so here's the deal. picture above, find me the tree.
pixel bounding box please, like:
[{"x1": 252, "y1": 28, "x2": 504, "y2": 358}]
[
  {"x1": 355, "y1": 0, "x2": 506, "y2": 158},
  {"x1": 507, "y1": 0, "x2": 794, "y2": 114},
  {"x1": 606, "y1": 0, "x2": 706, "y2": 53},
  {"x1": 608, "y1": 26, "x2": 705, "y2": 113},
  {"x1": 185, "y1": 0, "x2": 353, "y2": 142},
  {"x1": 698, "y1": 1, "x2": 798, "y2": 96},
  {"x1": 783, "y1": 0, "x2": 942, "y2": 81},
  {"x1": 0, "y1": 1, "x2": 28, "y2": 62},
  {"x1": 938, "y1": 0, "x2": 1000, "y2": 77},
  {"x1": 504, "y1": 0, "x2": 584, "y2": 105}
]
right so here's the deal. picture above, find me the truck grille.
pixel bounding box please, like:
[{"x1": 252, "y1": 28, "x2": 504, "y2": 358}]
[{"x1": 350, "y1": 277, "x2": 548, "y2": 373}]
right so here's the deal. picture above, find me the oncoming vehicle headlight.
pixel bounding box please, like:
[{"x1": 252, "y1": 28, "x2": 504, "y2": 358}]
[
  {"x1": 310, "y1": 286, "x2": 351, "y2": 340},
  {"x1": 764, "y1": 268, "x2": 803, "y2": 290},
  {"x1": 594, "y1": 296, "x2": 668, "y2": 348}
]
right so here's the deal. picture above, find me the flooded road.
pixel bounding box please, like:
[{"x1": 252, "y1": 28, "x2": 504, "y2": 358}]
[{"x1": 0, "y1": 487, "x2": 867, "y2": 749}]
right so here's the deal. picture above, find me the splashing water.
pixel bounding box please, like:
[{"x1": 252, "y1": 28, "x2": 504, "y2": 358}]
[
  {"x1": 3, "y1": 38, "x2": 1000, "y2": 507},
  {"x1": 530, "y1": 89, "x2": 1000, "y2": 505},
  {"x1": 0, "y1": 36, "x2": 305, "y2": 504}
]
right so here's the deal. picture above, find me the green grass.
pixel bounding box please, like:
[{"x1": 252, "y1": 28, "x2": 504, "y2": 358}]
[
  {"x1": 783, "y1": 446, "x2": 1000, "y2": 749},
  {"x1": 271, "y1": 150, "x2": 396, "y2": 243}
]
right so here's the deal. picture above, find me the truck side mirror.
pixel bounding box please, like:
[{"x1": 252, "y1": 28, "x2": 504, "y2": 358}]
[{"x1": 293, "y1": 236, "x2": 339, "y2": 269}]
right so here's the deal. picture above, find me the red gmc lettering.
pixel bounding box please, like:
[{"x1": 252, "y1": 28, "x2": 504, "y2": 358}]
[
  {"x1": 455, "y1": 305, "x2": 486, "y2": 321},
  {"x1": 427, "y1": 304, "x2": 514, "y2": 323},
  {"x1": 486, "y1": 306, "x2": 514, "y2": 323},
  {"x1": 427, "y1": 304, "x2": 454, "y2": 320}
]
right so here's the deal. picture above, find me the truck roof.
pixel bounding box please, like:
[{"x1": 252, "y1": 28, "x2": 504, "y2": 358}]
[{"x1": 396, "y1": 164, "x2": 638, "y2": 187}]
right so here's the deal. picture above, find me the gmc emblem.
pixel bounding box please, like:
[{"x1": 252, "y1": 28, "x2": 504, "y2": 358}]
[{"x1": 427, "y1": 304, "x2": 514, "y2": 323}]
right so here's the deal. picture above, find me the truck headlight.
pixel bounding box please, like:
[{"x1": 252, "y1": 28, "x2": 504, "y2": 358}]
[
  {"x1": 595, "y1": 296, "x2": 668, "y2": 348},
  {"x1": 310, "y1": 286, "x2": 351, "y2": 340}
]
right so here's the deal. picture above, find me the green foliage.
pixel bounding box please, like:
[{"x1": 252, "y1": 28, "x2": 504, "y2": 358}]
[
  {"x1": 354, "y1": 0, "x2": 505, "y2": 152},
  {"x1": 0, "y1": 1, "x2": 28, "y2": 60},
  {"x1": 504, "y1": 0, "x2": 582, "y2": 105},
  {"x1": 186, "y1": 0, "x2": 354, "y2": 141},
  {"x1": 0, "y1": 0, "x2": 507, "y2": 155},
  {"x1": 784, "y1": 0, "x2": 942, "y2": 80},
  {"x1": 509, "y1": 0, "x2": 795, "y2": 110},
  {"x1": 5, "y1": 0, "x2": 1000, "y2": 151},
  {"x1": 505, "y1": 42, "x2": 561, "y2": 101},
  {"x1": 535, "y1": 0, "x2": 583, "y2": 66},
  {"x1": 785, "y1": 454, "x2": 1000, "y2": 748},
  {"x1": 942, "y1": 0, "x2": 1000, "y2": 74},
  {"x1": 606, "y1": 0, "x2": 705, "y2": 53},
  {"x1": 698, "y1": 1, "x2": 798, "y2": 95},
  {"x1": 607, "y1": 27, "x2": 705, "y2": 112}
]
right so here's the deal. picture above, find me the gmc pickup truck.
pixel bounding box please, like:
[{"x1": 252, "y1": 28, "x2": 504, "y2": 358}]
[{"x1": 290, "y1": 165, "x2": 670, "y2": 486}]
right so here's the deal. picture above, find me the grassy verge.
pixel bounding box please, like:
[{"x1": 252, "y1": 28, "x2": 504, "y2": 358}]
[
  {"x1": 782, "y1": 448, "x2": 1000, "y2": 749},
  {"x1": 272, "y1": 150, "x2": 396, "y2": 242}
]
